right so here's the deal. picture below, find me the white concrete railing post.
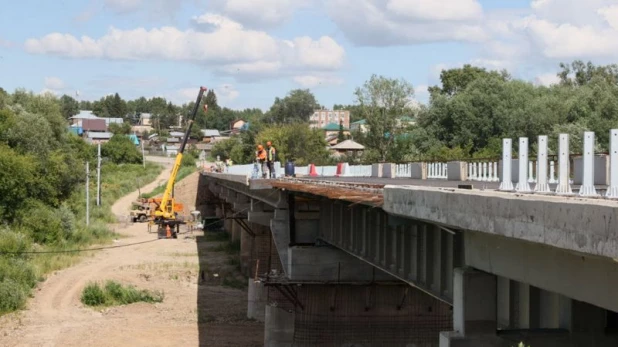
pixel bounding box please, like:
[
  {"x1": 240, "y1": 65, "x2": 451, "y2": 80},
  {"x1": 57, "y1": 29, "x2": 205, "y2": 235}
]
[
  {"x1": 534, "y1": 135, "x2": 551, "y2": 193},
  {"x1": 555, "y1": 134, "x2": 572, "y2": 195},
  {"x1": 499, "y1": 138, "x2": 514, "y2": 191},
  {"x1": 528, "y1": 161, "x2": 535, "y2": 184},
  {"x1": 549, "y1": 161, "x2": 556, "y2": 184},
  {"x1": 467, "y1": 162, "x2": 473, "y2": 181},
  {"x1": 487, "y1": 162, "x2": 493, "y2": 182},
  {"x1": 492, "y1": 162, "x2": 499, "y2": 182},
  {"x1": 472, "y1": 163, "x2": 478, "y2": 181},
  {"x1": 607, "y1": 129, "x2": 618, "y2": 198},
  {"x1": 481, "y1": 162, "x2": 488, "y2": 181},
  {"x1": 579, "y1": 131, "x2": 598, "y2": 197},
  {"x1": 516, "y1": 137, "x2": 531, "y2": 192}
]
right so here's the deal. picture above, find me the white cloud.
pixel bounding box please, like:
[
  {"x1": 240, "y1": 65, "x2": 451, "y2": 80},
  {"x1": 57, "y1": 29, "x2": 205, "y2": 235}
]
[
  {"x1": 88, "y1": 76, "x2": 166, "y2": 89},
  {"x1": 171, "y1": 84, "x2": 240, "y2": 105},
  {"x1": 325, "y1": 0, "x2": 487, "y2": 46},
  {"x1": 214, "y1": 84, "x2": 240, "y2": 102},
  {"x1": 208, "y1": 0, "x2": 309, "y2": 29},
  {"x1": 104, "y1": 0, "x2": 142, "y2": 13},
  {"x1": 386, "y1": 0, "x2": 482, "y2": 21},
  {"x1": 44, "y1": 77, "x2": 66, "y2": 90},
  {"x1": 534, "y1": 73, "x2": 560, "y2": 86},
  {"x1": 598, "y1": 5, "x2": 618, "y2": 30},
  {"x1": 414, "y1": 84, "x2": 429, "y2": 96},
  {"x1": 0, "y1": 37, "x2": 12, "y2": 48},
  {"x1": 482, "y1": 1, "x2": 618, "y2": 62},
  {"x1": 24, "y1": 14, "x2": 345, "y2": 83},
  {"x1": 293, "y1": 75, "x2": 344, "y2": 88}
]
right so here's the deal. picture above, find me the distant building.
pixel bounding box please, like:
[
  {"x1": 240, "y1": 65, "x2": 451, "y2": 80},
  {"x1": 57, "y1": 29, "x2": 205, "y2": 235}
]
[
  {"x1": 86, "y1": 131, "x2": 113, "y2": 144},
  {"x1": 321, "y1": 122, "x2": 350, "y2": 144},
  {"x1": 139, "y1": 113, "x2": 152, "y2": 126},
  {"x1": 350, "y1": 119, "x2": 369, "y2": 133},
  {"x1": 201, "y1": 129, "x2": 221, "y2": 143},
  {"x1": 230, "y1": 119, "x2": 246, "y2": 134},
  {"x1": 310, "y1": 109, "x2": 350, "y2": 129},
  {"x1": 330, "y1": 139, "x2": 365, "y2": 157}
]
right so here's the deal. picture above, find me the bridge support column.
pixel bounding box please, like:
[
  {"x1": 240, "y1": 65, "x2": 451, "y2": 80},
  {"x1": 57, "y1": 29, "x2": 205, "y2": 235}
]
[
  {"x1": 440, "y1": 267, "x2": 498, "y2": 347},
  {"x1": 264, "y1": 304, "x2": 295, "y2": 347}
]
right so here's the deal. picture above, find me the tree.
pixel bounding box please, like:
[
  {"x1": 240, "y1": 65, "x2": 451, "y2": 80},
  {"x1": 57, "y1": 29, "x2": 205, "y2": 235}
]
[
  {"x1": 558, "y1": 60, "x2": 618, "y2": 87},
  {"x1": 428, "y1": 64, "x2": 510, "y2": 97},
  {"x1": 101, "y1": 135, "x2": 142, "y2": 164},
  {"x1": 354, "y1": 74, "x2": 415, "y2": 162},
  {"x1": 337, "y1": 119, "x2": 345, "y2": 143},
  {"x1": 108, "y1": 122, "x2": 132, "y2": 135},
  {"x1": 266, "y1": 89, "x2": 319, "y2": 124},
  {"x1": 59, "y1": 95, "x2": 79, "y2": 119},
  {"x1": 257, "y1": 123, "x2": 330, "y2": 166}
]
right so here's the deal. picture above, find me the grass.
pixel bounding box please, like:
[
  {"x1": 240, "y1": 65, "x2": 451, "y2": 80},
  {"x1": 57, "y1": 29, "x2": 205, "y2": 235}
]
[
  {"x1": 211, "y1": 239, "x2": 241, "y2": 254},
  {"x1": 140, "y1": 165, "x2": 196, "y2": 199},
  {"x1": 81, "y1": 280, "x2": 164, "y2": 307},
  {"x1": 202, "y1": 230, "x2": 230, "y2": 242},
  {"x1": 0, "y1": 162, "x2": 165, "y2": 316},
  {"x1": 222, "y1": 277, "x2": 246, "y2": 289}
]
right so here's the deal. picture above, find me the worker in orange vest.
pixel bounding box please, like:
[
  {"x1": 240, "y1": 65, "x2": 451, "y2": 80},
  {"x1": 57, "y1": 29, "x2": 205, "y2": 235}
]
[
  {"x1": 266, "y1": 141, "x2": 277, "y2": 178},
  {"x1": 255, "y1": 144, "x2": 268, "y2": 179}
]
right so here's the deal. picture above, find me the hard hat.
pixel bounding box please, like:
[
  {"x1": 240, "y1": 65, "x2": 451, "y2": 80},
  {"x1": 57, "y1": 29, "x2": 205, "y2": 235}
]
[
  {"x1": 257, "y1": 145, "x2": 263, "y2": 150},
  {"x1": 267, "y1": 141, "x2": 272, "y2": 146}
]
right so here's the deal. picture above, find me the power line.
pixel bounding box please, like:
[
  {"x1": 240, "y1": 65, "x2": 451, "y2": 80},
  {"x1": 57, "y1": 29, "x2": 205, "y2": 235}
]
[{"x1": 0, "y1": 238, "x2": 160, "y2": 256}]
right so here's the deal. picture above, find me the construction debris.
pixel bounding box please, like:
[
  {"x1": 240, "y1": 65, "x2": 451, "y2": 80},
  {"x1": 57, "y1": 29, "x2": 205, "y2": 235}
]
[{"x1": 269, "y1": 179, "x2": 384, "y2": 206}]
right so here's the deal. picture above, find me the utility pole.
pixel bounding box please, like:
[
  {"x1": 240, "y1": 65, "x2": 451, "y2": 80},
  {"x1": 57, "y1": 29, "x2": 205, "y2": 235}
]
[
  {"x1": 97, "y1": 143, "x2": 101, "y2": 206},
  {"x1": 86, "y1": 161, "x2": 90, "y2": 226},
  {"x1": 141, "y1": 139, "x2": 145, "y2": 168}
]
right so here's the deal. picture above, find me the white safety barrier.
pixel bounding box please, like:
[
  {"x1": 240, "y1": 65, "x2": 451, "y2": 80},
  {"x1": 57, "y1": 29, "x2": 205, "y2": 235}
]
[
  {"x1": 555, "y1": 134, "x2": 572, "y2": 195},
  {"x1": 534, "y1": 135, "x2": 551, "y2": 193},
  {"x1": 468, "y1": 161, "x2": 499, "y2": 182},
  {"x1": 427, "y1": 162, "x2": 447, "y2": 179},
  {"x1": 516, "y1": 137, "x2": 532, "y2": 192},
  {"x1": 607, "y1": 129, "x2": 618, "y2": 198},
  {"x1": 348, "y1": 165, "x2": 372, "y2": 177},
  {"x1": 395, "y1": 163, "x2": 411, "y2": 178},
  {"x1": 579, "y1": 132, "x2": 598, "y2": 197},
  {"x1": 548, "y1": 160, "x2": 557, "y2": 184},
  {"x1": 499, "y1": 139, "x2": 514, "y2": 191}
]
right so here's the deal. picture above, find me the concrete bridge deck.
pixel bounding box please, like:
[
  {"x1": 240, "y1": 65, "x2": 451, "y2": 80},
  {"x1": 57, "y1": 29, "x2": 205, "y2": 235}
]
[{"x1": 198, "y1": 166, "x2": 618, "y2": 347}]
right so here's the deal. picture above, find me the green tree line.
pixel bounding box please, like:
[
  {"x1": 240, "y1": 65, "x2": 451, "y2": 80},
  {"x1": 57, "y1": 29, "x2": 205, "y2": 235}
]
[{"x1": 0, "y1": 88, "x2": 160, "y2": 315}]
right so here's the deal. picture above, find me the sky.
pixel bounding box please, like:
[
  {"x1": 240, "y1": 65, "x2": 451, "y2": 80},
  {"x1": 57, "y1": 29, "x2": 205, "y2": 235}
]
[{"x1": 2, "y1": 0, "x2": 618, "y2": 111}]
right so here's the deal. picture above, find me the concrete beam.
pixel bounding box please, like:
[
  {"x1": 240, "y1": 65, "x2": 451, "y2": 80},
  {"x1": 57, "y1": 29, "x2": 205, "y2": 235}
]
[
  {"x1": 383, "y1": 185, "x2": 618, "y2": 260},
  {"x1": 464, "y1": 230, "x2": 618, "y2": 313},
  {"x1": 248, "y1": 212, "x2": 274, "y2": 227},
  {"x1": 287, "y1": 246, "x2": 394, "y2": 282}
]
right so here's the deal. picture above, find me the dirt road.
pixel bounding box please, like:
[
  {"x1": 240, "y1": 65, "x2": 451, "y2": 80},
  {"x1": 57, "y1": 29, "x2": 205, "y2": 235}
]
[{"x1": 0, "y1": 164, "x2": 263, "y2": 347}]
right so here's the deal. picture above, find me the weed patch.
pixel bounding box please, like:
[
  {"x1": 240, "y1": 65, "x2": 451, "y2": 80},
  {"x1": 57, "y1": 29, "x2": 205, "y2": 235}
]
[{"x1": 81, "y1": 280, "x2": 164, "y2": 307}]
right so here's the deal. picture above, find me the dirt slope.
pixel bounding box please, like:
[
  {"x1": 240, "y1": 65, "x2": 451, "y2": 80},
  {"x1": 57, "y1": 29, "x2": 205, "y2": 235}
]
[{"x1": 0, "y1": 162, "x2": 263, "y2": 347}]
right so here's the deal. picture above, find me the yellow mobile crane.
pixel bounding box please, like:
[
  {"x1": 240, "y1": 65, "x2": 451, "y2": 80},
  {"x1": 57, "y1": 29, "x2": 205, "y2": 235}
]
[{"x1": 153, "y1": 86, "x2": 208, "y2": 239}]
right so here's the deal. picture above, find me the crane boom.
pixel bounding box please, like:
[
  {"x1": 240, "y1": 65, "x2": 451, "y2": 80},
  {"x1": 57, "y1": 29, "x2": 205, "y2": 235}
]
[{"x1": 153, "y1": 86, "x2": 208, "y2": 238}]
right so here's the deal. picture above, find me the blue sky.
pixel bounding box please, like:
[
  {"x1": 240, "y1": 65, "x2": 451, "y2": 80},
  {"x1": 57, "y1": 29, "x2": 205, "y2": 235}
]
[{"x1": 2, "y1": 0, "x2": 618, "y2": 111}]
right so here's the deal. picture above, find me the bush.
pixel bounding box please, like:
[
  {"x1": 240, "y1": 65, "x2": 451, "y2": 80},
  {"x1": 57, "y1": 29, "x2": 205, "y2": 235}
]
[
  {"x1": 101, "y1": 135, "x2": 142, "y2": 164},
  {"x1": 80, "y1": 280, "x2": 164, "y2": 307},
  {"x1": 0, "y1": 279, "x2": 28, "y2": 314},
  {"x1": 181, "y1": 153, "x2": 196, "y2": 167}
]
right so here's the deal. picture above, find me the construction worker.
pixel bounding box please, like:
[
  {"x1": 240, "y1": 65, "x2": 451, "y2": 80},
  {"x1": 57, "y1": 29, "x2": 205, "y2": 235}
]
[
  {"x1": 255, "y1": 144, "x2": 268, "y2": 179},
  {"x1": 266, "y1": 141, "x2": 277, "y2": 178}
]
